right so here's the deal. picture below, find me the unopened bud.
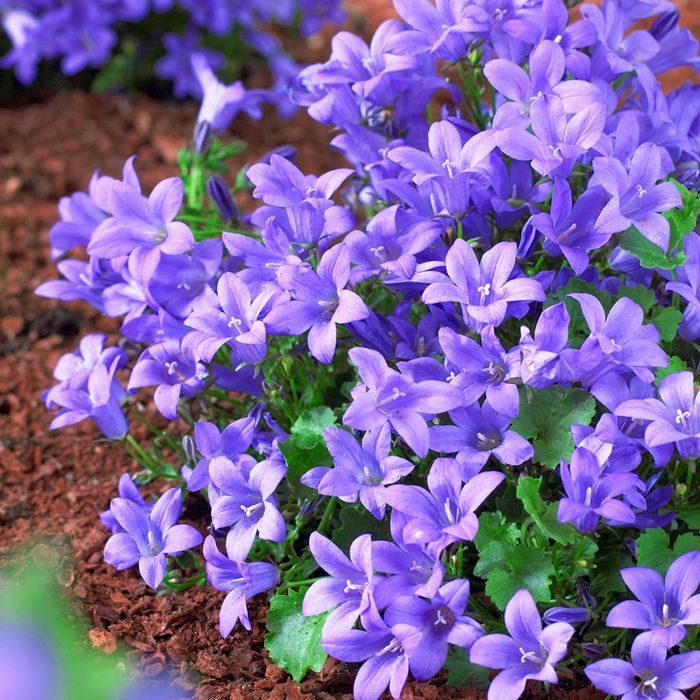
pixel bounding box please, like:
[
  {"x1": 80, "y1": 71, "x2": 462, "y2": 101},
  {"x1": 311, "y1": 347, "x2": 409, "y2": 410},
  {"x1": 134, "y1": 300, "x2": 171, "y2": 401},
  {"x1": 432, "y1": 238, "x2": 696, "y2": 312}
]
[{"x1": 207, "y1": 175, "x2": 238, "y2": 222}]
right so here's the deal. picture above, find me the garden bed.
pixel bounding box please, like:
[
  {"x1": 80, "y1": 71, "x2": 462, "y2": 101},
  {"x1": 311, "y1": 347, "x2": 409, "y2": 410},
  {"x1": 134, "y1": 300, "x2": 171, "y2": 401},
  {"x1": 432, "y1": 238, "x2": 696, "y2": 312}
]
[{"x1": 1, "y1": 2, "x2": 699, "y2": 699}]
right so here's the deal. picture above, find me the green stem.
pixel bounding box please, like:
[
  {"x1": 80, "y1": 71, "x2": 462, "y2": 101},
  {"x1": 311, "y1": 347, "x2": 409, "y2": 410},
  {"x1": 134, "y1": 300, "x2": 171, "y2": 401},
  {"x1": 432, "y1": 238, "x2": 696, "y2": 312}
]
[{"x1": 317, "y1": 497, "x2": 338, "y2": 536}]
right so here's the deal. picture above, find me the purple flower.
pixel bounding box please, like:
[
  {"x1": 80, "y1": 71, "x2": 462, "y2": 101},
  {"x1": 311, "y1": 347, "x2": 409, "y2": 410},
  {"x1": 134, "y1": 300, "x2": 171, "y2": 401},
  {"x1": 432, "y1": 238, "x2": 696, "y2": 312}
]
[
  {"x1": 423, "y1": 240, "x2": 545, "y2": 330},
  {"x1": 247, "y1": 154, "x2": 352, "y2": 209},
  {"x1": 127, "y1": 336, "x2": 208, "y2": 421},
  {"x1": 439, "y1": 325, "x2": 519, "y2": 418},
  {"x1": 265, "y1": 244, "x2": 369, "y2": 363},
  {"x1": 527, "y1": 179, "x2": 609, "y2": 274},
  {"x1": 301, "y1": 425, "x2": 414, "y2": 519},
  {"x1": 149, "y1": 239, "x2": 222, "y2": 319},
  {"x1": 100, "y1": 473, "x2": 152, "y2": 534},
  {"x1": 343, "y1": 348, "x2": 462, "y2": 458},
  {"x1": 558, "y1": 446, "x2": 640, "y2": 532},
  {"x1": 88, "y1": 171, "x2": 194, "y2": 262},
  {"x1": 321, "y1": 609, "x2": 409, "y2": 700},
  {"x1": 104, "y1": 487, "x2": 202, "y2": 589},
  {"x1": 510, "y1": 301, "x2": 572, "y2": 389},
  {"x1": 185, "y1": 271, "x2": 273, "y2": 364},
  {"x1": 203, "y1": 536, "x2": 278, "y2": 637},
  {"x1": 593, "y1": 143, "x2": 682, "y2": 250},
  {"x1": 666, "y1": 233, "x2": 700, "y2": 341},
  {"x1": 49, "y1": 175, "x2": 107, "y2": 258},
  {"x1": 192, "y1": 52, "x2": 264, "y2": 136},
  {"x1": 387, "y1": 458, "x2": 504, "y2": 552},
  {"x1": 385, "y1": 580, "x2": 483, "y2": 681},
  {"x1": 569, "y1": 293, "x2": 668, "y2": 384},
  {"x1": 498, "y1": 94, "x2": 606, "y2": 177},
  {"x1": 585, "y1": 631, "x2": 700, "y2": 700},
  {"x1": 430, "y1": 402, "x2": 534, "y2": 469},
  {"x1": 469, "y1": 589, "x2": 575, "y2": 700},
  {"x1": 606, "y1": 551, "x2": 700, "y2": 647},
  {"x1": 47, "y1": 358, "x2": 128, "y2": 440},
  {"x1": 188, "y1": 417, "x2": 256, "y2": 491},
  {"x1": 48, "y1": 333, "x2": 126, "y2": 392},
  {"x1": 485, "y1": 39, "x2": 599, "y2": 119},
  {"x1": 303, "y1": 532, "x2": 377, "y2": 629},
  {"x1": 615, "y1": 371, "x2": 700, "y2": 460},
  {"x1": 210, "y1": 457, "x2": 287, "y2": 560},
  {"x1": 372, "y1": 515, "x2": 445, "y2": 602},
  {"x1": 156, "y1": 31, "x2": 224, "y2": 99}
]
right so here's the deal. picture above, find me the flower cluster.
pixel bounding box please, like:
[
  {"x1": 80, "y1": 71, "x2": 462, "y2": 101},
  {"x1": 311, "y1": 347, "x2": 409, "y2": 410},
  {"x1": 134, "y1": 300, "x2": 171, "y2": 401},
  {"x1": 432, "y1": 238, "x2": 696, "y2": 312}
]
[
  {"x1": 1, "y1": 0, "x2": 344, "y2": 111},
  {"x1": 38, "y1": 0, "x2": 700, "y2": 698}
]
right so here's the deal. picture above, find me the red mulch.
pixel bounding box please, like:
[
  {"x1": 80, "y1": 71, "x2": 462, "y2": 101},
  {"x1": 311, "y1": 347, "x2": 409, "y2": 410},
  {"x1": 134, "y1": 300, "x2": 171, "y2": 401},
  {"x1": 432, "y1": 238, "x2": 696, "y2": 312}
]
[{"x1": 1, "y1": 1, "x2": 697, "y2": 699}]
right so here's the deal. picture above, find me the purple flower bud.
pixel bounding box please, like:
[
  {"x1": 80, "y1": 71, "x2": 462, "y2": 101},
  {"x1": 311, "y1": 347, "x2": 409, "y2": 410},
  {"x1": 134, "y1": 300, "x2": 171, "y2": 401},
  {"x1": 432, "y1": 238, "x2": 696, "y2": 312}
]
[
  {"x1": 582, "y1": 643, "x2": 606, "y2": 659},
  {"x1": 650, "y1": 11, "x2": 679, "y2": 40},
  {"x1": 577, "y1": 582, "x2": 597, "y2": 610},
  {"x1": 194, "y1": 119, "x2": 211, "y2": 155},
  {"x1": 543, "y1": 606, "x2": 591, "y2": 625},
  {"x1": 207, "y1": 175, "x2": 238, "y2": 222},
  {"x1": 182, "y1": 434, "x2": 197, "y2": 463},
  {"x1": 675, "y1": 160, "x2": 700, "y2": 189},
  {"x1": 258, "y1": 145, "x2": 297, "y2": 165}
]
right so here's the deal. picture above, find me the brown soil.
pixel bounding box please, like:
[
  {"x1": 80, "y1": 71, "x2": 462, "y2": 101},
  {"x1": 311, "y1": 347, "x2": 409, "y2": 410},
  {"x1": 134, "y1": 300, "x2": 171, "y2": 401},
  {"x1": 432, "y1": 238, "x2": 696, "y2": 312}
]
[{"x1": 0, "y1": 2, "x2": 697, "y2": 699}]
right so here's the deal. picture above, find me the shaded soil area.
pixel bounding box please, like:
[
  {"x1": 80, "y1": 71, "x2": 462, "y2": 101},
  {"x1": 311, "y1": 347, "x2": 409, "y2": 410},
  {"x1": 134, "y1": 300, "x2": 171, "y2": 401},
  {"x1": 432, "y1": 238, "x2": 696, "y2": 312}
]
[{"x1": 0, "y1": 2, "x2": 698, "y2": 699}]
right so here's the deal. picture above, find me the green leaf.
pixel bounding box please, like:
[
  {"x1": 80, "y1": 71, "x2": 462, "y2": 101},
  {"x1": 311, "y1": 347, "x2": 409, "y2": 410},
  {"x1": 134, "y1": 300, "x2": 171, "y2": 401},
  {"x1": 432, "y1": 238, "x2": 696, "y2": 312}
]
[
  {"x1": 280, "y1": 407, "x2": 337, "y2": 487},
  {"x1": 620, "y1": 227, "x2": 687, "y2": 271},
  {"x1": 666, "y1": 179, "x2": 700, "y2": 252},
  {"x1": 334, "y1": 503, "x2": 391, "y2": 552},
  {"x1": 484, "y1": 546, "x2": 555, "y2": 610},
  {"x1": 445, "y1": 647, "x2": 490, "y2": 689},
  {"x1": 651, "y1": 307, "x2": 683, "y2": 343},
  {"x1": 656, "y1": 356, "x2": 689, "y2": 383},
  {"x1": 511, "y1": 388, "x2": 597, "y2": 468},
  {"x1": 516, "y1": 477, "x2": 577, "y2": 544},
  {"x1": 678, "y1": 508, "x2": 700, "y2": 530},
  {"x1": 279, "y1": 440, "x2": 331, "y2": 489},
  {"x1": 473, "y1": 512, "x2": 520, "y2": 579},
  {"x1": 290, "y1": 407, "x2": 337, "y2": 449},
  {"x1": 474, "y1": 511, "x2": 520, "y2": 552},
  {"x1": 636, "y1": 529, "x2": 700, "y2": 574},
  {"x1": 618, "y1": 286, "x2": 656, "y2": 313},
  {"x1": 265, "y1": 589, "x2": 328, "y2": 683}
]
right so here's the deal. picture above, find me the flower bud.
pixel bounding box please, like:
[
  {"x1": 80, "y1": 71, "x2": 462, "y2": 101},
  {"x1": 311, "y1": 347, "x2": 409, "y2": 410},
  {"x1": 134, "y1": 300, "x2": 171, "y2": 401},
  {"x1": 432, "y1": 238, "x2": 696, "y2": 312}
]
[{"x1": 207, "y1": 175, "x2": 238, "y2": 223}]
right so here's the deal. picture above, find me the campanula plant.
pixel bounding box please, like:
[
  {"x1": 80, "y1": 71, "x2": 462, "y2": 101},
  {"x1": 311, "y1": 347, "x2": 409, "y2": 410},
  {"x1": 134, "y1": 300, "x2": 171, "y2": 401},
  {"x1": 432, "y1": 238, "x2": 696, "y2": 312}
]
[{"x1": 38, "y1": 0, "x2": 700, "y2": 697}]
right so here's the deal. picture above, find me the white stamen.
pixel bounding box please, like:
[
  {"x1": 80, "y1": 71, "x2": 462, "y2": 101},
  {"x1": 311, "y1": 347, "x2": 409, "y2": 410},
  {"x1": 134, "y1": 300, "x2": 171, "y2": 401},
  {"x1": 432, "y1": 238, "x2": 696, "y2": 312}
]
[
  {"x1": 227, "y1": 316, "x2": 243, "y2": 329},
  {"x1": 675, "y1": 408, "x2": 692, "y2": 429},
  {"x1": 165, "y1": 361, "x2": 178, "y2": 375},
  {"x1": 369, "y1": 245, "x2": 385, "y2": 259},
  {"x1": 177, "y1": 282, "x2": 191, "y2": 290},
  {"x1": 477, "y1": 282, "x2": 491, "y2": 301},
  {"x1": 519, "y1": 647, "x2": 538, "y2": 664},
  {"x1": 554, "y1": 34, "x2": 563, "y2": 44},
  {"x1": 240, "y1": 502, "x2": 263, "y2": 518},
  {"x1": 642, "y1": 676, "x2": 658, "y2": 692},
  {"x1": 434, "y1": 609, "x2": 449, "y2": 626},
  {"x1": 442, "y1": 158, "x2": 457, "y2": 177},
  {"x1": 635, "y1": 184, "x2": 647, "y2": 198},
  {"x1": 344, "y1": 579, "x2": 366, "y2": 593},
  {"x1": 584, "y1": 486, "x2": 593, "y2": 508},
  {"x1": 444, "y1": 498, "x2": 456, "y2": 524},
  {"x1": 376, "y1": 638, "x2": 402, "y2": 656}
]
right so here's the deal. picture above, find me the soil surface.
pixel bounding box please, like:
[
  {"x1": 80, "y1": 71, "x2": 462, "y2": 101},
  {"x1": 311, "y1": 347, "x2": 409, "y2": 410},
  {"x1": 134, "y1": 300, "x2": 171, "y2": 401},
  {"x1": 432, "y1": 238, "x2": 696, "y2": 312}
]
[{"x1": 0, "y1": 2, "x2": 698, "y2": 699}]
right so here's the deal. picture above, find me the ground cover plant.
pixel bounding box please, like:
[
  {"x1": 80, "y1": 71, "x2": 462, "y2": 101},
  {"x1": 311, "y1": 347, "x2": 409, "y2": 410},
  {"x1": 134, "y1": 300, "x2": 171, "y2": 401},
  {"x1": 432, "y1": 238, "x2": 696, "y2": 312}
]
[
  {"x1": 35, "y1": 0, "x2": 700, "y2": 698},
  {"x1": 0, "y1": 0, "x2": 344, "y2": 110}
]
